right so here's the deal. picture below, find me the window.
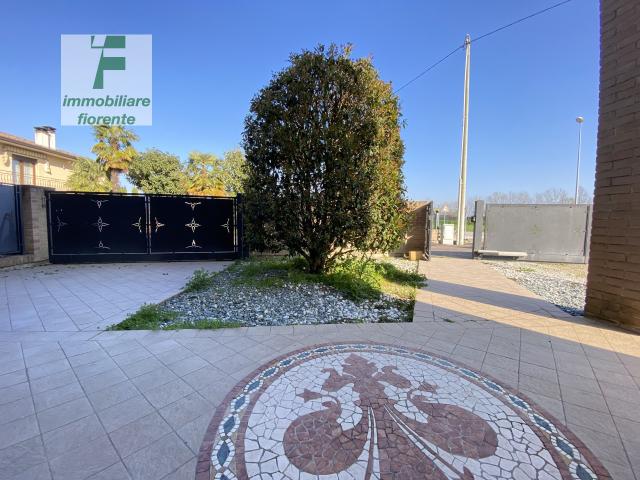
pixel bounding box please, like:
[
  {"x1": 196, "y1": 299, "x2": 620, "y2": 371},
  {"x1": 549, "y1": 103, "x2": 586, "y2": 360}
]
[{"x1": 11, "y1": 155, "x2": 36, "y2": 185}]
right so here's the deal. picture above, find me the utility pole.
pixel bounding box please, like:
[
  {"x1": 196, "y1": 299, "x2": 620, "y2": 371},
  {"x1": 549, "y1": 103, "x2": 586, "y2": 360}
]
[
  {"x1": 574, "y1": 116, "x2": 584, "y2": 204},
  {"x1": 456, "y1": 34, "x2": 471, "y2": 246}
]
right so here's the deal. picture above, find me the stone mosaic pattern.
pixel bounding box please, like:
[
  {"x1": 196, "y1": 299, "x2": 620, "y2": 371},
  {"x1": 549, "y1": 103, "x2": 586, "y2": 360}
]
[{"x1": 198, "y1": 343, "x2": 609, "y2": 480}]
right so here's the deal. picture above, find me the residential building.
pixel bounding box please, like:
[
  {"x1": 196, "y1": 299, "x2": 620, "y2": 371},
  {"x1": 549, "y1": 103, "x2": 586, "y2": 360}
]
[{"x1": 0, "y1": 126, "x2": 78, "y2": 190}]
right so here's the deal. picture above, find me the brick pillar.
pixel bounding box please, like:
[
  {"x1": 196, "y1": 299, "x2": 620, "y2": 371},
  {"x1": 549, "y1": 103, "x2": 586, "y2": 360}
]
[
  {"x1": 585, "y1": 0, "x2": 640, "y2": 327},
  {"x1": 21, "y1": 186, "x2": 51, "y2": 262}
]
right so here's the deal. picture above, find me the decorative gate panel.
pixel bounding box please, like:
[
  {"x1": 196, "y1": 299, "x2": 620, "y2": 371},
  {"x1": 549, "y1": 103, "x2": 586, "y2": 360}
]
[
  {"x1": 148, "y1": 195, "x2": 235, "y2": 253},
  {"x1": 47, "y1": 192, "x2": 243, "y2": 263},
  {"x1": 49, "y1": 193, "x2": 147, "y2": 256}
]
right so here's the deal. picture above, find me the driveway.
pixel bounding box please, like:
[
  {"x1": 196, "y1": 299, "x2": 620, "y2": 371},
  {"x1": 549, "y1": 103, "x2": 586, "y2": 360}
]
[
  {"x1": 0, "y1": 262, "x2": 230, "y2": 332},
  {"x1": 0, "y1": 254, "x2": 638, "y2": 479}
]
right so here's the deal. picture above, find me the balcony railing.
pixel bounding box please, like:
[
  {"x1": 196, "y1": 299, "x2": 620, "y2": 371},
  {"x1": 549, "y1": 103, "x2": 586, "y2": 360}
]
[{"x1": 0, "y1": 171, "x2": 68, "y2": 190}]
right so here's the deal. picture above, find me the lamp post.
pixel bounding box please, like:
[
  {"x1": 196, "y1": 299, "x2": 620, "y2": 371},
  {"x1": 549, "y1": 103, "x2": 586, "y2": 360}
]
[{"x1": 574, "y1": 116, "x2": 584, "y2": 204}]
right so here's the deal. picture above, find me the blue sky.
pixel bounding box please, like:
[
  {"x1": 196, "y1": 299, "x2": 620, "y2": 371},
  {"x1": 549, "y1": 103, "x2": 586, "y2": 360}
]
[{"x1": 1, "y1": 0, "x2": 599, "y2": 202}]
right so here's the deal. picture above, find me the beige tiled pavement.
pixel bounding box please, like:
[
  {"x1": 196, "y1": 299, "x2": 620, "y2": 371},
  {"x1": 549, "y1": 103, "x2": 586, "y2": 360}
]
[
  {"x1": 0, "y1": 251, "x2": 639, "y2": 479},
  {"x1": 0, "y1": 262, "x2": 230, "y2": 332}
]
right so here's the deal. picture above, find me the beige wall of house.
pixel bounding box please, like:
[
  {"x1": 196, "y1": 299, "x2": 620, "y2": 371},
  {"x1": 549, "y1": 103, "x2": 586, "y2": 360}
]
[{"x1": 0, "y1": 128, "x2": 78, "y2": 191}]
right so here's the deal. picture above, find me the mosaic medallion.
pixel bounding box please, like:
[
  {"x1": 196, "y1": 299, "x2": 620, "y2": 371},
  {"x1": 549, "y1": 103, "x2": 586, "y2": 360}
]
[{"x1": 196, "y1": 343, "x2": 609, "y2": 480}]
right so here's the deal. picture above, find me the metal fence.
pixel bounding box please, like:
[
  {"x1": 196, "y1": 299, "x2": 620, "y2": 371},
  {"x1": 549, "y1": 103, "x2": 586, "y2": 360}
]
[
  {"x1": 47, "y1": 191, "x2": 244, "y2": 263},
  {"x1": 472, "y1": 201, "x2": 592, "y2": 263},
  {"x1": 0, "y1": 184, "x2": 22, "y2": 255}
]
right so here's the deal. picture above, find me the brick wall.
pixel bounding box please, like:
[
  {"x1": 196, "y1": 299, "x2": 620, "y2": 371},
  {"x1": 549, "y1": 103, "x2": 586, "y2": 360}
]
[
  {"x1": 585, "y1": 0, "x2": 640, "y2": 327},
  {"x1": 0, "y1": 186, "x2": 51, "y2": 268}
]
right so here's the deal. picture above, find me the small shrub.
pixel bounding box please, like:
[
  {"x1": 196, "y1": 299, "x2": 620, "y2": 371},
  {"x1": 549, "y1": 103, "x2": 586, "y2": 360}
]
[{"x1": 184, "y1": 269, "x2": 217, "y2": 292}]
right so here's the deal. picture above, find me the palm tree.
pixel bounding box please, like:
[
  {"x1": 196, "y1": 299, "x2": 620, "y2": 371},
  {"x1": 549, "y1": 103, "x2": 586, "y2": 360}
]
[
  {"x1": 91, "y1": 125, "x2": 139, "y2": 191},
  {"x1": 65, "y1": 157, "x2": 111, "y2": 192},
  {"x1": 185, "y1": 151, "x2": 227, "y2": 196}
]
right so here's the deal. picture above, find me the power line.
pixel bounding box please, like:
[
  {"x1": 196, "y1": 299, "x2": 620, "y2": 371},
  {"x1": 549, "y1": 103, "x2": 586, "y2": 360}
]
[
  {"x1": 472, "y1": 0, "x2": 574, "y2": 44},
  {"x1": 393, "y1": 46, "x2": 464, "y2": 94},
  {"x1": 393, "y1": 0, "x2": 574, "y2": 94}
]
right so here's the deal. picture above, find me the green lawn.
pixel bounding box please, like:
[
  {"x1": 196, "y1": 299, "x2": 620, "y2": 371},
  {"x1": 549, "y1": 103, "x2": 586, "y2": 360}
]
[
  {"x1": 231, "y1": 256, "x2": 424, "y2": 302},
  {"x1": 106, "y1": 303, "x2": 241, "y2": 331}
]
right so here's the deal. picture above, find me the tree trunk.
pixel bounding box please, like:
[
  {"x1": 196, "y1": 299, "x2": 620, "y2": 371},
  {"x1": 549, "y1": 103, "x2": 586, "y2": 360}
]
[
  {"x1": 110, "y1": 169, "x2": 120, "y2": 192},
  {"x1": 307, "y1": 251, "x2": 327, "y2": 274}
]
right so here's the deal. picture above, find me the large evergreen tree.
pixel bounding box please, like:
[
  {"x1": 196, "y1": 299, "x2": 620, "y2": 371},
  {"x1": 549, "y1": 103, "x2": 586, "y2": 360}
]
[{"x1": 243, "y1": 44, "x2": 407, "y2": 273}]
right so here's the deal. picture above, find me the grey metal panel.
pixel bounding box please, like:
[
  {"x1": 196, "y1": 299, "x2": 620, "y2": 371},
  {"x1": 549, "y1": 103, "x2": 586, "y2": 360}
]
[
  {"x1": 0, "y1": 184, "x2": 21, "y2": 255},
  {"x1": 482, "y1": 204, "x2": 590, "y2": 263}
]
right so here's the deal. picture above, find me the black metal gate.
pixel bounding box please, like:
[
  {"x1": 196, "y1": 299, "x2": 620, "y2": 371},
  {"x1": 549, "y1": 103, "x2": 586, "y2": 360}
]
[
  {"x1": 47, "y1": 192, "x2": 243, "y2": 263},
  {"x1": 0, "y1": 184, "x2": 22, "y2": 255},
  {"x1": 424, "y1": 201, "x2": 433, "y2": 260}
]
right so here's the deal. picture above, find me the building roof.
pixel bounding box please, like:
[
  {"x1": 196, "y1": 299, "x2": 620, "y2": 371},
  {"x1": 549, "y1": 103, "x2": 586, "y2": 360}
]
[{"x1": 0, "y1": 131, "x2": 80, "y2": 161}]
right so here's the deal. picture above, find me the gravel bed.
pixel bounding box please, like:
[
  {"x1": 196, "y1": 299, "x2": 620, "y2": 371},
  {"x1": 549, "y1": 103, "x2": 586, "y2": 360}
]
[
  {"x1": 163, "y1": 258, "x2": 420, "y2": 327},
  {"x1": 485, "y1": 261, "x2": 586, "y2": 316}
]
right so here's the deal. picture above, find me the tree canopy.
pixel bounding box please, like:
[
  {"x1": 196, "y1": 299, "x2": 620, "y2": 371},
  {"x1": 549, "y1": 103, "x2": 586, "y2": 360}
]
[
  {"x1": 66, "y1": 157, "x2": 111, "y2": 192},
  {"x1": 185, "y1": 150, "x2": 248, "y2": 196},
  {"x1": 220, "y1": 149, "x2": 248, "y2": 195},
  {"x1": 243, "y1": 44, "x2": 407, "y2": 273},
  {"x1": 185, "y1": 152, "x2": 226, "y2": 196},
  {"x1": 69, "y1": 127, "x2": 246, "y2": 195},
  {"x1": 127, "y1": 149, "x2": 187, "y2": 194}
]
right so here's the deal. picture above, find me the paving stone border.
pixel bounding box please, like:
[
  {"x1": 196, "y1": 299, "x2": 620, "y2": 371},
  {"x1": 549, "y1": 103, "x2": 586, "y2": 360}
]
[{"x1": 196, "y1": 342, "x2": 610, "y2": 480}]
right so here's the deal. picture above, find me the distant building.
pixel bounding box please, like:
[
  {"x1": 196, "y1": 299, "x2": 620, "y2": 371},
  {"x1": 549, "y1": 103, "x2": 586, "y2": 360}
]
[{"x1": 0, "y1": 127, "x2": 79, "y2": 190}]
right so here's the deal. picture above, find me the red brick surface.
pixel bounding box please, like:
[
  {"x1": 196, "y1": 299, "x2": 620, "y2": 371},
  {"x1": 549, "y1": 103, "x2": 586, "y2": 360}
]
[{"x1": 585, "y1": 0, "x2": 640, "y2": 327}]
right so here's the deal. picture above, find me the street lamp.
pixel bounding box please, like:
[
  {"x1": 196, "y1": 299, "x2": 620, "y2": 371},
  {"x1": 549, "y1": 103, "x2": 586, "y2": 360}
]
[{"x1": 575, "y1": 116, "x2": 584, "y2": 204}]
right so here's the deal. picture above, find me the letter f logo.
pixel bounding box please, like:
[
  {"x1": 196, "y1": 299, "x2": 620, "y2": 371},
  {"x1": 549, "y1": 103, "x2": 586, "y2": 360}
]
[{"x1": 91, "y1": 35, "x2": 126, "y2": 89}]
